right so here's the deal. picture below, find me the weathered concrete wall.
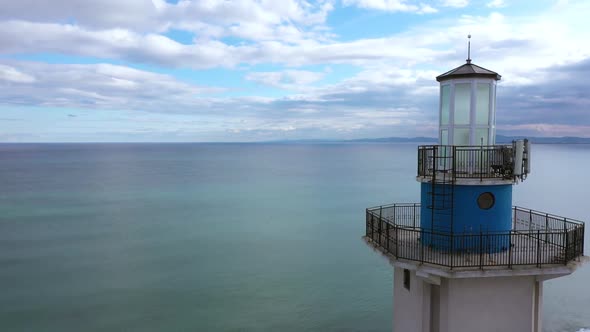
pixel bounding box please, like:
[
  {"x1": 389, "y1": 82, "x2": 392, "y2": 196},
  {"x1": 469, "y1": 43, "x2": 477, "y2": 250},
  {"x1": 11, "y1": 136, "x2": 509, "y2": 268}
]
[
  {"x1": 393, "y1": 267, "x2": 431, "y2": 332},
  {"x1": 430, "y1": 283, "x2": 440, "y2": 332},
  {"x1": 393, "y1": 270, "x2": 543, "y2": 332},
  {"x1": 441, "y1": 276, "x2": 537, "y2": 332}
]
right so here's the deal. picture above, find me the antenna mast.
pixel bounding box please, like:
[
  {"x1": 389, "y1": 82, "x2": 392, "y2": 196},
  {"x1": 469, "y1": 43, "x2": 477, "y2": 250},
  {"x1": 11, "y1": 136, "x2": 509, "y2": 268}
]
[{"x1": 467, "y1": 34, "x2": 472, "y2": 63}]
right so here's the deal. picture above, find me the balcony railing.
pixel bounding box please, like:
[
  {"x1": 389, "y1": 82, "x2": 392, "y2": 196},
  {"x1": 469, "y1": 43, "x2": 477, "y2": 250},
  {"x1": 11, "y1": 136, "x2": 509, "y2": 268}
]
[
  {"x1": 417, "y1": 144, "x2": 530, "y2": 182},
  {"x1": 365, "y1": 204, "x2": 585, "y2": 270}
]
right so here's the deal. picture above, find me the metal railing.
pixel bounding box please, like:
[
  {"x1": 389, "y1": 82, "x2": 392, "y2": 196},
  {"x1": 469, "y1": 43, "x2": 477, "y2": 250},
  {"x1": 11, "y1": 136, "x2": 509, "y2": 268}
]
[
  {"x1": 418, "y1": 145, "x2": 528, "y2": 182},
  {"x1": 365, "y1": 203, "x2": 585, "y2": 270}
]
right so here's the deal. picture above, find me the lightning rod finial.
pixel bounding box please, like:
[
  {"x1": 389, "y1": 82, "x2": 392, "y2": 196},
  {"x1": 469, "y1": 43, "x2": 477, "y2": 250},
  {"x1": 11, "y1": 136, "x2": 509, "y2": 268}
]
[{"x1": 467, "y1": 34, "x2": 472, "y2": 63}]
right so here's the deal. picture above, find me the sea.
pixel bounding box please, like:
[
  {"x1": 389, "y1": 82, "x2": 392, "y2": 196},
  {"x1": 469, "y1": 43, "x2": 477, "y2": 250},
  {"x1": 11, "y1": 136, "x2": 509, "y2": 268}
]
[{"x1": 0, "y1": 143, "x2": 588, "y2": 332}]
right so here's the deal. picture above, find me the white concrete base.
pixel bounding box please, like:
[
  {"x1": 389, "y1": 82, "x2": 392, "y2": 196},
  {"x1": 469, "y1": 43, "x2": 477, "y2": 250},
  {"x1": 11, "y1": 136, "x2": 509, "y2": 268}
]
[
  {"x1": 363, "y1": 238, "x2": 588, "y2": 332},
  {"x1": 393, "y1": 267, "x2": 545, "y2": 332}
]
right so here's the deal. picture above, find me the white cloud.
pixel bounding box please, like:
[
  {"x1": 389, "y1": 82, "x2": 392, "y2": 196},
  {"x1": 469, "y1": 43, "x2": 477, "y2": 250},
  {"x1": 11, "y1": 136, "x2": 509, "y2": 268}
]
[
  {"x1": 1, "y1": 0, "x2": 590, "y2": 140},
  {"x1": 343, "y1": 0, "x2": 438, "y2": 13},
  {"x1": 440, "y1": 0, "x2": 469, "y2": 8},
  {"x1": 0, "y1": 65, "x2": 36, "y2": 83},
  {"x1": 0, "y1": 60, "x2": 440, "y2": 140},
  {"x1": 486, "y1": 0, "x2": 506, "y2": 8},
  {"x1": 2, "y1": 55, "x2": 590, "y2": 141},
  {"x1": 419, "y1": 4, "x2": 439, "y2": 13},
  {"x1": 0, "y1": 19, "x2": 451, "y2": 68},
  {"x1": 0, "y1": 61, "x2": 223, "y2": 111},
  {"x1": 3, "y1": 0, "x2": 589, "y2": 72},
  {"x1": 0, "y1": 0, "x2": 334, "y2": 42},
  {"x1": 0, "y1": 20, "x2": 257, "y2": 69},
  {"x1": 245, "y1": 70, "x2": 326, "y2": 90}
]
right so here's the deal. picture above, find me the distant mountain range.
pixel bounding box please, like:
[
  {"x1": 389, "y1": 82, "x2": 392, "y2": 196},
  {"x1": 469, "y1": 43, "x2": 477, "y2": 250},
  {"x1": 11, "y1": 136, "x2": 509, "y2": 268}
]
[
  {"x1": 495, "y1": 135, "x2": 590, "y2": 144},
  {"x1": 270, "y1": 136, "x2": 590, "y2": 144}
]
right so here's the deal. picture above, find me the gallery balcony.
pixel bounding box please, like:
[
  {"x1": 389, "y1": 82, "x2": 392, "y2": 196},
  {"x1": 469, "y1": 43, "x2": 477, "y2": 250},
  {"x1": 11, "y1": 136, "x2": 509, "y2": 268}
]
[
  {"x1": 417, "y1": 142, "x2": 530, "y2": 183},
  {"x1": 364, "y1": 203, "x2": 585, "y2": 271}
]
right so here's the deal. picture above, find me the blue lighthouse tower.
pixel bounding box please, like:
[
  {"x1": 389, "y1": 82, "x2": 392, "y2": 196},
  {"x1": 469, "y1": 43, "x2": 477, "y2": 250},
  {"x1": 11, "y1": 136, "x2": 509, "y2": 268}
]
[
  {"x1": 418, "y1": 40, "x2": 529, "y2": 251},
  {"x1": 363, "y1": 39, "x2": 586, "y2": 332}
]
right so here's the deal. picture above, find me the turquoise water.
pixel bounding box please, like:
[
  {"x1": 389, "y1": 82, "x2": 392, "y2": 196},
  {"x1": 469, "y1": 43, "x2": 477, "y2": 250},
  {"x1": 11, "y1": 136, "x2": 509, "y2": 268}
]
[{"x1": 0, "y1": 143, "x2": 588, "y2": 332}]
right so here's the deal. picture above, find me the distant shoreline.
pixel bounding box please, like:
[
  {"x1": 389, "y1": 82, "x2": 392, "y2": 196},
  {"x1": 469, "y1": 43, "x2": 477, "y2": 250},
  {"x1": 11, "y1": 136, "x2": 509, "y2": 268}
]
[
  {"x1": 1, "y1": 136, "x2": 590, "y2": 145},
  {"x1": 269, "y1": 135, "x2": 590, "y2": 145}
]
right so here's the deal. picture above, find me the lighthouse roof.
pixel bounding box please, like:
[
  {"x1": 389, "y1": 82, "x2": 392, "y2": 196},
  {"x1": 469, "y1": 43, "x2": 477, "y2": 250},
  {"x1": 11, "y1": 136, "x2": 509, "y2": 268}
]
[{"x1": 436, "y1": 61, "x2": 501, "y2": 82}]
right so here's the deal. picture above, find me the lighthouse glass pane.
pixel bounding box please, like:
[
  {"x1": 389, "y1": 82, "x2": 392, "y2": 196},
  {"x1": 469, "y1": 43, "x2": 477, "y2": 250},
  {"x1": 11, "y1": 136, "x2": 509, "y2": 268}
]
[
  {"x1": 475, "y1": 128, "x2": 489, "y2": 146},
  {"x1": 441, "y1": 85, "x2": 450, "y2": 125},
  {"x1": 476, "y1": 83, "x2": 490, "y2": 125},
  {"x1": 454, "y1": 83, "x2": 471, "y2": 125},
  {"x1": 454, "y1": 128, "x2": 470, "y2": 146},
  {"x1": 441, "y1": 129, "x2": 448, "y2": 145}
]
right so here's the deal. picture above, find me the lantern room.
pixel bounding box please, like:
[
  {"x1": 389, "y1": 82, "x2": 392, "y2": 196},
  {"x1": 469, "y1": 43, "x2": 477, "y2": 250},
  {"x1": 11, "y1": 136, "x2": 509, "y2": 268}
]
[{"x1": 436, "y1": 54, "x2": 501, "y2": 146}]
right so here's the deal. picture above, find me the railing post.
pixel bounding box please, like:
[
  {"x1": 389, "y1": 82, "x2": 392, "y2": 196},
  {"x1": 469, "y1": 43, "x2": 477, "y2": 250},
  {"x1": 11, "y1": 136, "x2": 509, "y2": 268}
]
[
  {"x1": 572, "y1": 228, "x2": 578, "y2": 259},
  {"x1": 537, "y1": 229, "x2": 541, "y2": 267},
  {"x1": 413, "y1": 203, "x2": 416, "y2": 228},
  {"x1": 366, "y1": 210, "x2": 369, "y2": 237},
  {"x1": 370, "y1": 214, "x2": 375, "y2": 240},
  {"x1": 378, "y1": 214, "x2": 382, "y2": 245},
  {"x1": 395, "y1": 226, "x2": 399, "y2": 258},
  {"x1": 450, "y1": 229, "x2": 455, "y2": 270},
  {"x1": 479, "y1": 232, "x2": 483, "y2": 269},
  {"x1": 386, "y1": 223, "x2": 390, "y2": 252},
  {"x1": 582, "y1": 225, "x2": 586, "y2": 257},
  {"x1": 508, "y1": 231, "x2": 512, "y2": 269},
  {"x1": 545, "y1": 214, "x2": 549, "y2": 243},
  {"x1": 418, "y1": 147, "x2": 421, "y2": 176},
  {"x1": 563, "y1": 218, "x2": 569, "y2": 265},
  {"x1": 582, "y1": 225, "x2": 585, "y2": 259},
  {"x1": 420, "y1": 234, "x2": 424, "y2": 264},
  {"x1": 529, "y1": 209, "x2": 533, "y2": 231},
  {"x1": 480, "y1": 146, "x2": 483, "y2": 182},
  {"x1": 451, "y1": 145, "x2": 457, "y2": 182},
  {"x1": 513, "y1": 207, "x2": 516, "y2": 230},
  {"x1": 378, "y1": 206, "x2": 383, "y2": 244}
]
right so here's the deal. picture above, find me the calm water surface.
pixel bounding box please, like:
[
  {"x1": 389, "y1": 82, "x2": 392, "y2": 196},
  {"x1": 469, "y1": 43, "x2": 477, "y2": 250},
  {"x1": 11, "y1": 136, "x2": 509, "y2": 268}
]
[{"x1": 0, "y1": 143, "x2": 588, "y2": 332}]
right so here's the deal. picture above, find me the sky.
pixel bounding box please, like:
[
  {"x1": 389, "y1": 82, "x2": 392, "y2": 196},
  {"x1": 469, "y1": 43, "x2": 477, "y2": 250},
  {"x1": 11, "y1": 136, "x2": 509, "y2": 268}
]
[{"x1": 0, "y1": 0, "x2": 589, "y2": 142}]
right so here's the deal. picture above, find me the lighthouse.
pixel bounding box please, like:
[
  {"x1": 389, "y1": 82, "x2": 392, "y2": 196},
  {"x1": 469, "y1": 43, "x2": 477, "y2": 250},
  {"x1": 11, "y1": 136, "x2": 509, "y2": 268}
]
[{"x1": 363, "y1": 39, "x2": 586, "y2": 332}]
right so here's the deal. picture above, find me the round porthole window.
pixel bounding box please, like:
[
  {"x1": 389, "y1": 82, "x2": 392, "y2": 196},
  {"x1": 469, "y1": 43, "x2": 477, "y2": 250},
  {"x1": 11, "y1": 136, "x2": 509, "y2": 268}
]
[{"x1": 477, "y1": 192, "x2": 495, "y2": 210}]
